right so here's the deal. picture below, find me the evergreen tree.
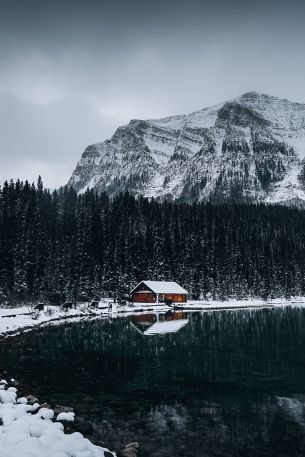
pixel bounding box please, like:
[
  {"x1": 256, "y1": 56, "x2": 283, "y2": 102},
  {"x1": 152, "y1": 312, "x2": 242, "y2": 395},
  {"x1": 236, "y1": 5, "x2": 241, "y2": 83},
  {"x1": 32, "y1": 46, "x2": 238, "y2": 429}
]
[{"x1": 1, "y1": 178, "x2": 305, "y2": 304}]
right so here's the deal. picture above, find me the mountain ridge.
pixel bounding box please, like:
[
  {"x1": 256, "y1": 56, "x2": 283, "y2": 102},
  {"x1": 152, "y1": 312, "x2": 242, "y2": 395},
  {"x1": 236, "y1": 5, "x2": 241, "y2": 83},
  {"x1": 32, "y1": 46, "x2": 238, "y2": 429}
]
[{"x1": 68, "y1": 92, "x2": 305, "y2": 206}]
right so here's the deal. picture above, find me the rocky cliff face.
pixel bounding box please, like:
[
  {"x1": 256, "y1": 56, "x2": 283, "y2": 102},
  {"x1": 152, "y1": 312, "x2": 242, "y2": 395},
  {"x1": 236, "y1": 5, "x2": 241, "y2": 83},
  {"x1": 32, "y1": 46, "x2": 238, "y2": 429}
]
[{"x1": 68, "y1": 92, "x2": 305, "y2": 205}]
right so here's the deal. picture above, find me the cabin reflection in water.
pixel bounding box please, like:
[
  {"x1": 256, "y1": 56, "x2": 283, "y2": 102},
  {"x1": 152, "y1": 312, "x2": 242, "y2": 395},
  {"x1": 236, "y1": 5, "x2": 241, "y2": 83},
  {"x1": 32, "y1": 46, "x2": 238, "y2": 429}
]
[{"x1": 130, "y1": 311, "x2": 189, "y2": 335}]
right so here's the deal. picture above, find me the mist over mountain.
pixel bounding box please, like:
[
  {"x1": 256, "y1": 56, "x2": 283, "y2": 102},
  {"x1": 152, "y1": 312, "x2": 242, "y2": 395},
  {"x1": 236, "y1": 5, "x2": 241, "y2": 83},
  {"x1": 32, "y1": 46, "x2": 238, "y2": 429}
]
[{"x1": 69, "y1": 92, "x2": 305, "y2": 206}]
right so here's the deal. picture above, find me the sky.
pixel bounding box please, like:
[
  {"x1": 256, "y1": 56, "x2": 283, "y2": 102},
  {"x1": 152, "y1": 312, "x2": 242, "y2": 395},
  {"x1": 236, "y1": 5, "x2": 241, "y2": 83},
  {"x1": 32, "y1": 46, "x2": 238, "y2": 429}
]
[{"x1": 1, "y1": 0, "x2": 305, "y2": 188}]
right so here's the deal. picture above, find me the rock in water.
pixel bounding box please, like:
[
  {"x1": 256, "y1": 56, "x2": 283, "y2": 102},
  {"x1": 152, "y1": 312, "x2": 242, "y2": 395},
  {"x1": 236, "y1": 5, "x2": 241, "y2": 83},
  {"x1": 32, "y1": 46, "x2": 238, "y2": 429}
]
[
  {"x1": 27, "y1": 394, "x2": 39, "y2": 405},
  {"x1": 120, "y1": 442, "x2": 139, "y2": 457},
  {"x1": 54, "y1": 404, "x2": 74, "y2": 414}
]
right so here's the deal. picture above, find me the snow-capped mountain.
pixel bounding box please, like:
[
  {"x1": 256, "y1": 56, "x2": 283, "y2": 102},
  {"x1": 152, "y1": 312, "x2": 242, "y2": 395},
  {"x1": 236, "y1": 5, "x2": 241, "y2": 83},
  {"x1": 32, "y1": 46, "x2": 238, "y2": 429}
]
[{"x1": 68, "y1": 92, "x2": 305, "y2": 205}]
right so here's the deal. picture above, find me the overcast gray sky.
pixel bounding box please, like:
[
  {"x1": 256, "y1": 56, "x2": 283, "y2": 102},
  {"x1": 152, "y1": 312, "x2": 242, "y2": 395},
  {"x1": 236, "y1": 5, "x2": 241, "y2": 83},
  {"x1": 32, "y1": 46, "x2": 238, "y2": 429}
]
[{"x1": 1, "y1": 0, "x2": 305, "y2": 187}]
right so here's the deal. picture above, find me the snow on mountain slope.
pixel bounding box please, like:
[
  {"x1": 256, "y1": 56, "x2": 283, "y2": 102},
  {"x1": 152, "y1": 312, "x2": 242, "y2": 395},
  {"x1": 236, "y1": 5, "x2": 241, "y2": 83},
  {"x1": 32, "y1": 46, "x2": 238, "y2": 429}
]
[{"x1": 68, "y1": 92, "x2": 305, "y2": 206}]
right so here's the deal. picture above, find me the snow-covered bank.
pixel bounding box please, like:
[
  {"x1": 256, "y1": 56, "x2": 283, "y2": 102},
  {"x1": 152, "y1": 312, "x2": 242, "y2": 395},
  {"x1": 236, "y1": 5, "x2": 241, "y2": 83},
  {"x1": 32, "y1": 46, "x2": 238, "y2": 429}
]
[
  {"x1": 1, "y1": 297, "x2": 305, "y2": 339},
  {"x1": 0, "y1": 378, "x2": 114, "y2": 457},
  {"x1": 0, "y1": 304, "x2": 111, "y2": 339},
  {"x1": 185, "y1": 296, "x2": 305, "y2": 310},
  {"x1": 0, "y1": 301, "x2": 176, "y2": 338},
  {"x1": 115, "y1": 296, "x2": 305, "y2": 313}
]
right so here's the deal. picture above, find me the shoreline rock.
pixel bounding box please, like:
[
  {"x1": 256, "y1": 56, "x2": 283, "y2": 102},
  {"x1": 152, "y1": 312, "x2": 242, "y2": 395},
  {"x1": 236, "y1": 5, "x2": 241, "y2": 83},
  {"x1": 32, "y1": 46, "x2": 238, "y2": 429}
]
[
  {"x1": 119, "y1": 442, "x2": 139, "y2": 457},
  {"x1": 0, "y1": 376, "x2": 117, "y2": 457}
]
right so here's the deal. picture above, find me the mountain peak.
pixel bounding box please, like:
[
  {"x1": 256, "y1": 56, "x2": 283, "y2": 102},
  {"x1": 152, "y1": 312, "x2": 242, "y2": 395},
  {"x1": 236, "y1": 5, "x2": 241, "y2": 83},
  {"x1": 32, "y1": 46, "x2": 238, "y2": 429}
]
[
  {"x1": 236, "y1": 91, "x2": 302, "y2": 107},
  {"x1": 239, "y1": 91, "x2": 269, "y2": 98},
  {"x1": 68, "y1": 93, "x2": 305, "y2": 207}
]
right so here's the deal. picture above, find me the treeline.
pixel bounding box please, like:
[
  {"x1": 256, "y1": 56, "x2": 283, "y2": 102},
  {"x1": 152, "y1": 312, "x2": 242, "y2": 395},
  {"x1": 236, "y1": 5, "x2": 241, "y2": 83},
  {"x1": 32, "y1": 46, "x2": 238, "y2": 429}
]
[{"x1": 0, "y1": 178, "x2": 305, "y2": 305}]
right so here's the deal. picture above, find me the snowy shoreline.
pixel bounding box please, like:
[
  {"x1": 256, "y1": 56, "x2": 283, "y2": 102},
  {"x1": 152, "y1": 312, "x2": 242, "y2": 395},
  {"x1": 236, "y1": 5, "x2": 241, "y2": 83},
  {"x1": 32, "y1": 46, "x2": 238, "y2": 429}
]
[
  {"x1": 0, "y1": 377, "x2": 115, "y2": 457},
  {"x1": 0, "y1": 305, "x2": 107, "y2": 340},
  {"x1": 1, "y1": 297, "x2": 305, "y2": 340}
]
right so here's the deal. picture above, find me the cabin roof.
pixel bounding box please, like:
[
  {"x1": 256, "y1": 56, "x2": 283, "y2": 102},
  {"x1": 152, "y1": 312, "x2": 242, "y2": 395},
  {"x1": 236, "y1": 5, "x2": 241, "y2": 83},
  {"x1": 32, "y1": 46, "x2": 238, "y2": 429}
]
[{"x1": 131, "y1": 280, "x2": 188, "y2": 295}]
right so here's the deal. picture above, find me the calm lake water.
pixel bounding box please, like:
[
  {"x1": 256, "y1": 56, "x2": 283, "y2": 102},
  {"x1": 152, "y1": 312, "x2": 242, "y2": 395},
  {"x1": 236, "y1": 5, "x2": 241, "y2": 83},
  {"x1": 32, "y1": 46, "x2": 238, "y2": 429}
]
[{"x1": 1, "y1": 307, "x2": 305, "y2": 456}]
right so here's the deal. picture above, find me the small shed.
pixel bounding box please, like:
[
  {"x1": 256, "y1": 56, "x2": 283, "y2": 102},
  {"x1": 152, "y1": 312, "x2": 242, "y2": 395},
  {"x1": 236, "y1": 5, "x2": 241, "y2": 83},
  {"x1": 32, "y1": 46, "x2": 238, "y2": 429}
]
[{"x1": 130, "y1": 280, "x2": 188, "y2": 304}]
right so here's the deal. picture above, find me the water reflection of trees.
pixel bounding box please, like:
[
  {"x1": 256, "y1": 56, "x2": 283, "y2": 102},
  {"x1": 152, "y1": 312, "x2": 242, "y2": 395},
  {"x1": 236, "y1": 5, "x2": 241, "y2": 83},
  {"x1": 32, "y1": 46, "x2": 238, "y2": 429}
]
[{"x1": 1, "y1": 308, "x2": 305, "y2": 395}]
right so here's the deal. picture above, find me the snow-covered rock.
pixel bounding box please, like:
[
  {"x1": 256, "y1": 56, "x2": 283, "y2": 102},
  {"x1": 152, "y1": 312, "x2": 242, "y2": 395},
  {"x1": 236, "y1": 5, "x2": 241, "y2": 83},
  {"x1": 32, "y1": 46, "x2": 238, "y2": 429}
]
[
  {"x1": 56, "y1": 412, "x2": 75, "y2": 422},
  {"x1": 0, "y1": 382, "x2": 114, "y2": 457},
  {"x1": 69, "y1": 92, "x2": 305, "y2": 206},
  {"x1": 0, "y1": 390, "x2": 17, "y2": 404},
  {"x1": 36, "y1": 407, "x2": 54, "y2": 420}
]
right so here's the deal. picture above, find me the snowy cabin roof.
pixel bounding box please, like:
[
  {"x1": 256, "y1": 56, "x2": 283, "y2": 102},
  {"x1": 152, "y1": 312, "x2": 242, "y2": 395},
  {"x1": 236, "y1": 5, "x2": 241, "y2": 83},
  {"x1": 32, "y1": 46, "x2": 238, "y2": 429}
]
[{"x1": 131, "y1": 280, "x2": 188, "y2": 295}]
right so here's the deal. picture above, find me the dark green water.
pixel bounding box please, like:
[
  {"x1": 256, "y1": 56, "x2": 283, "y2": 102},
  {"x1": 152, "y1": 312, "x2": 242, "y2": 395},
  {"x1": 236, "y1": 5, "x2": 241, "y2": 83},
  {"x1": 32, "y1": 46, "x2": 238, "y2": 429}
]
[{"x1": 1, "y1": 307, "x2": 305, "y2": 456}]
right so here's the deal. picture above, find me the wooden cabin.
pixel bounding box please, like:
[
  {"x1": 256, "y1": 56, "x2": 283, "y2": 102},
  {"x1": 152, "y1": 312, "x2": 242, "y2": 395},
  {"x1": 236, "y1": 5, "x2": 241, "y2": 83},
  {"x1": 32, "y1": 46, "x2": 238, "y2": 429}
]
[{"x1": 130, "y1": 281, "x2": 188, "y2": 304}]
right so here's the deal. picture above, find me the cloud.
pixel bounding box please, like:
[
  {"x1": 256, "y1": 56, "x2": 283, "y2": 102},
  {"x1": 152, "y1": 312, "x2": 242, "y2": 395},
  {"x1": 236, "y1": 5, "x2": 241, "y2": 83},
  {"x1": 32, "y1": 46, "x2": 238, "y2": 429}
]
[
  {"x1": 1, "y1": 0, "x2": 305, "y2": 186},
  {"x1": 0, "y1": 94, "x2": 123, "y2": 187}
]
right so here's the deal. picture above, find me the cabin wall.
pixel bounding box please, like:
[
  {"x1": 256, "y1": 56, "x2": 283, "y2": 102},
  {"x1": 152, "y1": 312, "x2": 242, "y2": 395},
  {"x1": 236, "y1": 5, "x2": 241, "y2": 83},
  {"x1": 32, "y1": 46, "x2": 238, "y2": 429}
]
[
  {"x1": 132, "y1": 292, "x2": 156, "y2": 303},
  {"x1": 132, "y1": 292, "x2": 187, "y2": 303},
  {"x1": 161, "y1": 294, "x2": 187, "y2": 303}
]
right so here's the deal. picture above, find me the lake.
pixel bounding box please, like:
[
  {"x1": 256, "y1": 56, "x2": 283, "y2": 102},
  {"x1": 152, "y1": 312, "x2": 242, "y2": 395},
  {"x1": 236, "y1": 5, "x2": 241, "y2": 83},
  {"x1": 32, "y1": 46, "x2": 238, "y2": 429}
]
[{"x1": 1, "y1": 307, "x2": 305, "y2": 456}]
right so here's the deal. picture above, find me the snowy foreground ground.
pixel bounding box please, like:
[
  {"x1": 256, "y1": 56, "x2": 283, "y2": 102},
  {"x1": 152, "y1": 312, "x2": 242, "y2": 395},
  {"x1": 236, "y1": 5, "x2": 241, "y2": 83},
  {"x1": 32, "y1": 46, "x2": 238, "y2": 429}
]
[
  {"x1": 0, "y1": 378, "x2": 114, "y2": 457},
  {"x1": 1, "y1": 297, "x2": 305, "y2": 338}
]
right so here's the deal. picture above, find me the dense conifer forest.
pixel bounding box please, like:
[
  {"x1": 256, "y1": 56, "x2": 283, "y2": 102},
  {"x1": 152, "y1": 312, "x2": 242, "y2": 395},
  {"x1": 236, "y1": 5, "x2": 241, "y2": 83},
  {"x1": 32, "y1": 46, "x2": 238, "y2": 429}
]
[{"x1": 0, "y1": 177, "x2": 305, "y2": 305}]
